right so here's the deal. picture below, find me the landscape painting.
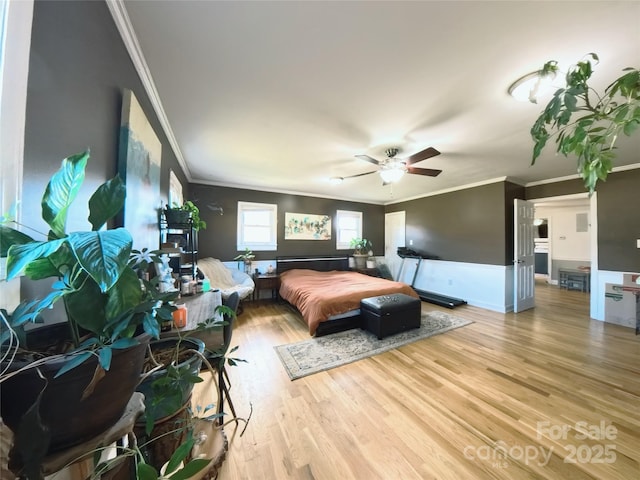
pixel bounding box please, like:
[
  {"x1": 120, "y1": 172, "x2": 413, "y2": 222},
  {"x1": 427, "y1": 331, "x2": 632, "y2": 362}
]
[{"x1": 118, "y1": 89, "x2": 162, "y2": 250}]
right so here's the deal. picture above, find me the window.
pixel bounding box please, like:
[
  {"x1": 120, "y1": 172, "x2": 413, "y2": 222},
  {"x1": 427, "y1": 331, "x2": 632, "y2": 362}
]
[
  {"x1": 336, "y1": 210, "x2": 362, "y2": 250},
  {"x1": 237, "y1": 201, "x2": 277, "y2": 251}
]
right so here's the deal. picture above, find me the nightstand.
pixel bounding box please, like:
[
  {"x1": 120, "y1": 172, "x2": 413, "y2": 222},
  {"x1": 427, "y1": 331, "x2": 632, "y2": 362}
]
[{"x1": 253, "y1": 273, "x2": 280, "y2": 301}]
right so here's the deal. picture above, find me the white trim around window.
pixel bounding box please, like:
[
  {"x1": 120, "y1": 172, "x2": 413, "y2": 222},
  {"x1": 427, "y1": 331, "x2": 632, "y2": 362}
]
[
  {"x1": 336, "y1": 210, "x2": 362, "y2": 250},
  {"x1": 237, "y1": 201, "x2": 277, "y2": 251}
]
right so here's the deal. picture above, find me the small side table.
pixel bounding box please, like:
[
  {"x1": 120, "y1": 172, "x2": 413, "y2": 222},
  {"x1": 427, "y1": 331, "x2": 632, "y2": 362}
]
[
  {"x1": 253, "y1": 273, "x2": 280, "y2": 301},
  {"x1": 558, "y1": 268, "x2": 590, "y2": 292}
]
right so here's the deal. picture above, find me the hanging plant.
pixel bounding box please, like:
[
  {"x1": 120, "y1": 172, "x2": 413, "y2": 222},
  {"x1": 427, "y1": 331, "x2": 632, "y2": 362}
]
[{"x1": 530, "y1": 53, "x2": 640, "y2": 193}]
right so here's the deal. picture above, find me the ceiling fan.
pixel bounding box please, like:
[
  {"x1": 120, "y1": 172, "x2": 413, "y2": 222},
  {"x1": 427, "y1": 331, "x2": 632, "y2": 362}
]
[{"x1": 334, "y1": 146, "x2": 442, "y2": 185}]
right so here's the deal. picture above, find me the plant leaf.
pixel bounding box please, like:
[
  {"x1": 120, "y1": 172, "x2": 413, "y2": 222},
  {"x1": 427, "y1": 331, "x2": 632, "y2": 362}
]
[
  {"x1": 81, "y1": 363, "x2": 106, "y2": 400},
  {"x1": 67, "y1": 229, "x2": 132, "y2": 292},
  {"x1": 64, "y1": 279, "x2": 107, "y2": 336},
  {"x1": 98, "y1": 346, "x2": 113, "y2": 371},
  {"x1": 0, "y1": 225, "x2": 33, "y2": 257},
  {"x1": 9, "y1": 288, "x2": 67, "y2": 327},
  {"x1": 136, "y1": 462, "x2": 158, "y2": 480},
  {"x1": 41, "y1": 151, "x2": 89, "y2": 239},
  {"x1": 5, "y1": 238, "x2": 66, "y2": 280},
  {"x1": 624, "y1": 119, "x2": 639, "y2": 136},
  {"x1": 105, "y1": 266, "x2": 142, "y2": 320},
  {"x1": 55, "y1": 351, "x2": 94, "y2": 378},
  {"x1": 169, "y1": 458, "x2": 211, "y2": 480},
  {"x1": 164, "y1": 437, "x2": 195, "y2": 475},
  {"x1": 88, "y1": 175, "x2": 126, "y2": 231},
  {"x1": 23, "y1": 257, "x2": 60, "y2": 280},
  {"x1": 111, "y1": 337, "x2": 138, "y2": 349},
  {"x1": 142, "y1": 312, "x2": 161, "y2": 339}
]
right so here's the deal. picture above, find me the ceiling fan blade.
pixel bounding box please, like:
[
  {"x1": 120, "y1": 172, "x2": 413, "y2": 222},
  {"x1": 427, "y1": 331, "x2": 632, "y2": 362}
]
[
  {"x1": 343, "y1": 170, "x2": 378, "y2": 179},
  {"x1": 404, "y1": 147, "x2": 441, "y2": 165},
  {"x1": 355, "y1": 154, "x2": 380, "y2": 165},
  {"x1": 407, "y1": 166, "x2": 442, "y2": 177}
]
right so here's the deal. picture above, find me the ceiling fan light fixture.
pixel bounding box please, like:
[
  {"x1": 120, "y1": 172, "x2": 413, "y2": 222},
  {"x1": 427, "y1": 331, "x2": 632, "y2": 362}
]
[
  {"x1": 379, "y1": 166, "x2": 405, "y2": 184},
  {"x1": 508, "y1": 69, "x2": 556, "y2": 103}
]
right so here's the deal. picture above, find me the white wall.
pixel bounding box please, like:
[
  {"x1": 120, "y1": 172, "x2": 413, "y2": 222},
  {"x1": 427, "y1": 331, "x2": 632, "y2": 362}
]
[
  {"x1": 400, "y1": 258, "x2": 512, "y2": 313},
  {"x1": 0, "y1": 0, "x2": 33, "y2": 311},
  {"x1": 535, "y1": 204, "x2": 591, "y2": 284},
  {"x1": 536, "y1": 204, "x2": 590, "y2": 261}
]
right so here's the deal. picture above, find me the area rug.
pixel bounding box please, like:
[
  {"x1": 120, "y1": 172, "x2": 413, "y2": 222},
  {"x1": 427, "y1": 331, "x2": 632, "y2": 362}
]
[{"x1": 274, "y1": 311, "x2": 473, "y2": 380}]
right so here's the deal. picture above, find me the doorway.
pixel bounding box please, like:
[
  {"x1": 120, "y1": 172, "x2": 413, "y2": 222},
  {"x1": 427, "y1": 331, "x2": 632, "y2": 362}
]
[{"x1": 531, "y1": 193, "x2": 595, "y2": 311}]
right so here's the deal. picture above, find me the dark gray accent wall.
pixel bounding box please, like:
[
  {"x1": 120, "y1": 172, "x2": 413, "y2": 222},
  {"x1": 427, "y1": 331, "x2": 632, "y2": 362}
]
[
  {"x1": 525, "y1": 169, "x2": 640, "y2": 272},
  {"x1": 597, "y1": 169, "x2": 640, "y2": 271},
  {"x1": 525, "y1": 178, "x2": 585, "y2": 199},
  {"x1": 190, "y1": 184, "x2": 385, "y2": 261},
  {"x1": 385, "y1": 181, "x2": 520, "y2": 266},
  {"x1": 505, "y1": 182, "x2": 527, "y2": 264},
  {"x1": 22, "y1": 0, "x2": 188, "y2": 321},
  {"x1": 24, "y1": 0, "x2": 187, "y2": 232}
]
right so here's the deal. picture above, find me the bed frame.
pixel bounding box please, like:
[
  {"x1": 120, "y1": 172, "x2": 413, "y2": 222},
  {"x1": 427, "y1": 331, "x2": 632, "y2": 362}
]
[
  {"x1": 276, "y1": 255, "x2": 363, "y2": 336},
  {"x1": 276, "y1": 255, "x2": 350, "y2": 273}
]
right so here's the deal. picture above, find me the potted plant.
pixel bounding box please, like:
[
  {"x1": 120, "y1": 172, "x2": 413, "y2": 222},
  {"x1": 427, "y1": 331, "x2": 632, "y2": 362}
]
[
  {"x1": 0, "y1": 151, "x2": 177, "y2": 477},
  {"x1": 164, "y1": 201, "x2": 206, "y2": 231},
  {"x1": 233, "y1": 248, "x2": 255, "y2": 274},
  {"x1": 90, "y1": 332, "x2": 244, "y2": 480},
  {"x1": 530, "y1": 53, "x2": 639, "y2": 194},
  {"x1": 134, "y1": 302, "x2": 234, "y2": 472},
  {"x1": 350, "y1": 238, "x2": 373, "y2": 269}
]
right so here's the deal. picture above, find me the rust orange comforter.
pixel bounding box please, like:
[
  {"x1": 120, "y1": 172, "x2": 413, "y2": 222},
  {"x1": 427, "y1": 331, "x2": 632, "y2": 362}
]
[{"x1": 279, "y1": 269, "x2": 419, "y2": 335}]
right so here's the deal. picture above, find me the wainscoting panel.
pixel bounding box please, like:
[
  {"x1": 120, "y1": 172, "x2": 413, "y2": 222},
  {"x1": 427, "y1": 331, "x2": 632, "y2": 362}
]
[{"x1": 409, "y1": 259, "x2": 512, "y2": 313}]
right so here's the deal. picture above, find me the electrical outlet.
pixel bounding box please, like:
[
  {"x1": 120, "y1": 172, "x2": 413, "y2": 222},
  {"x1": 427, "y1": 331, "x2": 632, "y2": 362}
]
[
  {"x1": 637, "y1": 239, "x2": 640, "y2": 248},
  {"x1": 448, "y1": 279, "x2": 453, "y2": 286},
  {"x1": 409, "y1": 239, "x2": 413, "y2": 246}
]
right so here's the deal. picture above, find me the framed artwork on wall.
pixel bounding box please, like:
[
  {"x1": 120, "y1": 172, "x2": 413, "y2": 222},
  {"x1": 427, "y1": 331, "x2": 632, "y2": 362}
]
[
  {"x1": 284, "y1": 212, "x2": 331, "y2": 240},
  {"x1": 118, "y1": 88, "x2": 162, "y2": 250},
  {"x1": 168, "y1": 169, "x2": 183, "y2": 207}
]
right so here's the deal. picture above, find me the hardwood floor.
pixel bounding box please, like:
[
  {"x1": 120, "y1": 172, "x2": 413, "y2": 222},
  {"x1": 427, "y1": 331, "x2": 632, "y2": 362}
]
[{"x1": 198, "y1": 282, "x2": 639, "y2": 479}]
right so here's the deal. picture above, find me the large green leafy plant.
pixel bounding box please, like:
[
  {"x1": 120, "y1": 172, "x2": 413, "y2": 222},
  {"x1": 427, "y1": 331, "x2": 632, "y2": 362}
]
[
  {"x1": 530, "y1": 53, "x2": 640, "y2": 193},
  {"x1": 164, "y1": 200, "x2": 206, "y2": 231},
  {"x1": 0, "y1": 150, "x2": 175, "y2": 373},
  {"x1": 350, "y1": 238, "x2": 372, "y2": 255}
]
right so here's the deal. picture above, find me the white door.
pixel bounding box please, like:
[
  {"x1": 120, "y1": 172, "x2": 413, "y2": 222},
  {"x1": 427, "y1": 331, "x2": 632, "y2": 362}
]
[
  {"x1": 514, "y1": 199, "x2": 535, "y2": 312},
  {"x1": 384, "y1": 211, "x2": 405, "y2": 280}
]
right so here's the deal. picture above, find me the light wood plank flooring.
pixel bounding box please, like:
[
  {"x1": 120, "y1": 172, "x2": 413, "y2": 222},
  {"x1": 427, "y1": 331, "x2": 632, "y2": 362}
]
[{"x1": 197, "y1": 281, "x2": 639, "y2": 479}]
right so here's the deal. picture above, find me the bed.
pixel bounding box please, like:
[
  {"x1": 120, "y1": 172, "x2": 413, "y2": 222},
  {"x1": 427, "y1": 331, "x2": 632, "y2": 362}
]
[{"x1": 276, "y1": 256, "x2": 419, "y2": 336}]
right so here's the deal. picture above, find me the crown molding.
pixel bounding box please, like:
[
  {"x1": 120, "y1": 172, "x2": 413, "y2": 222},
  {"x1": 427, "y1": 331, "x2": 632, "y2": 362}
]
[
  {"x1": 192, "y1": 179, "x2": 385, "y2": 206},
  {"x1": 384, "y1": 176, "x2": 510, "y2": 205},
  {"x1": 525, "y1": 163, "x2": 640, "y2": 187},
  {"x1": 106, "y1": 0, "x2": 191, "y2": 181}
]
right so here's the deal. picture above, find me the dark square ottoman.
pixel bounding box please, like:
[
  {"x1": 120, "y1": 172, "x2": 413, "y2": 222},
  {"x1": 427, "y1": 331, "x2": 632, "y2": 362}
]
[{"x1": 360, "y1": 293, "x2": 421, "y2": 339}]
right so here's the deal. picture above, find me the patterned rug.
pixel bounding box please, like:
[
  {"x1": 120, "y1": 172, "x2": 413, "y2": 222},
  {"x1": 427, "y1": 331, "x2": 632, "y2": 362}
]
[{"x1": 274, "y1": 311, "x2": 473, "y2": 380}]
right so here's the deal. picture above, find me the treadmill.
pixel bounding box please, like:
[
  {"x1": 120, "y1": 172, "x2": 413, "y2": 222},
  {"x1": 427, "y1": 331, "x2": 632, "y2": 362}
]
[{"x1": 397, "y1": 248, "x2": 467, "y2": 309}]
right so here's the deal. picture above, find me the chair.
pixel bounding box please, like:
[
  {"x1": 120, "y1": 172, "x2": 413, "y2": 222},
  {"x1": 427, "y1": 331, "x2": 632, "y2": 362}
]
[
  {"x1": 197, "y1": 258, "x2": 254, "y2": 312},
  {"x1": 206, "y1": 291, "x2": 240, "y2": 424}
]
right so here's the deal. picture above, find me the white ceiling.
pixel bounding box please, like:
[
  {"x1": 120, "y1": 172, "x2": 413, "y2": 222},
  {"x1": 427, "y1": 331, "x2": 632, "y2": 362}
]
[{"x1": 117, "y1": 1, "x2": 640, "y2": 205}]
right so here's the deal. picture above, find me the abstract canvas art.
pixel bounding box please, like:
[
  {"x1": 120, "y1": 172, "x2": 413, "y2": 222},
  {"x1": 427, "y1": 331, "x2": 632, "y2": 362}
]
[
  {"x1": 118, "y1": 89, "x2": 162, "y2": 250},
  {"x1": 284, "y1": 212, "x2": 331, "y2": 240}
]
